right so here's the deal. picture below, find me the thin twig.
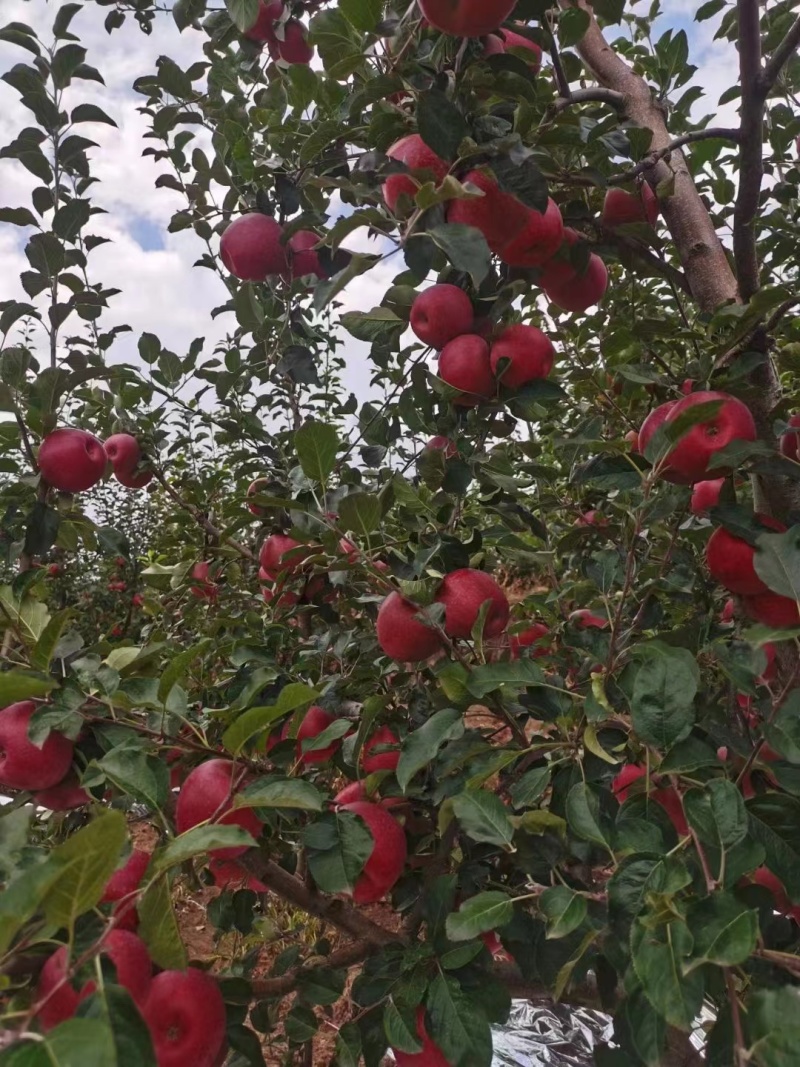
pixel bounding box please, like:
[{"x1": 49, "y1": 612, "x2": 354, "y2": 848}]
[
  {"x1": 610, "y1": 128, "x2": 741, "y2": 183},
  {"x1": 759, "y1": 14, "x2": 800, "y2": 95},
  {"x1": 152, "y1": 468, "x2": 256, "y2": 563}
]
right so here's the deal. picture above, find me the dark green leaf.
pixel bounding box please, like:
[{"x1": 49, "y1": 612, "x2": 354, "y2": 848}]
[
  {"x1": 630, "y1": 642, "x2": 698, "y2": 749},
  {"x1": 445, "y1": 891, "x2": 514, "y2": 941},
  {"x1": 686, "y1": 892, "x2": 758, "y2": 967},
  {"x1": 630, "y1": 919, "x2": 704, "y2": 1030},
  {"x1": 295, "y1": 420, "x2": 339, "y2": 482},
  {"x1": 303, "y1": 811, "x2": 373, "y2": 894},
  {"x1": 452, "y1": 790, "x2": 514, "y2": 847},
  {"x1": 396, "y1": 708, "x2": 463, "y2": 791},
  {"x1": 417, "y1": 89, "x2": 467, "y2": 163},
  {"x1": 427, "y1": 974, "x2": 493, "y2": 1067},
  {"x1": 424, "y1": 225, "x2": 492, "y2": 286},
  {"x1": 539, "y1": 886, "x2": 588, "y2": 939}
]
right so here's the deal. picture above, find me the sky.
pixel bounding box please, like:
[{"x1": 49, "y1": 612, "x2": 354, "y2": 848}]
[{"x1": 0, "y1": 0, "x2": 739, "y2": 414}]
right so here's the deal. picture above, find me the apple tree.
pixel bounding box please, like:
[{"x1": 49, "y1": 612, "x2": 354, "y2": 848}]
[{"x1": 2, "y1": 0, "x2": 800, "y2": 1064}]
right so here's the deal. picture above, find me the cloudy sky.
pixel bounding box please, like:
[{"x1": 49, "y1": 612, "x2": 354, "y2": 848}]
[{"x1": 0, "y1": 0, "x2": 737, "y2": 408}]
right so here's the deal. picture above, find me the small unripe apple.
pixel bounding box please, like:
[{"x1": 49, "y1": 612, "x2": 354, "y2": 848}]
[
  {"x1": 690, "y1": 478, "x2": 724, "y2": 515},
  {"x1": 419, "y1": 0, "x2": 517, "y2": 36},
  {"x1": 176, "y1": 759, "x2": 263, "y2": 858},
  {"x1": 38, "y1": 428, "x2": 107, "y2": 493},
  {"x1": 37, "y1": 931, "x2": 152, "y2": 1031},
  {"x1": 376, "y1": 591, "x2": 443, "y2": 662},
  {"x1": 0, "y1": 701, "x2": 73, "y2": 791},
  {"x1": 362, "y1": 725, "x2": 400, "y2": 773},
  {"x1": 410, "y1": 284, "x2": 474, "y2": 350},
  {"x1": 779, "y1": 413, "x2": 800, "y2": 461},
  {"x1": 286, "y1": 705, "x2": 343, "y2": 765},
  {"x1": 706, "y1": 515, "x2": 784, "y2": 595},
  {"x1": 435, "y1": 568, "x2": 510, "y2": 639},
  {"x1": 142, "y1": 968, "x2": 226, "y2": 1067},
  {"x1": 340, "y1": 801, "x2": 407, "y2": 903},
  {"x1": 383, "y1": 135, "x2": 449, "y2": 214},
  {"x1": 393, "y1": 1006, "x2": 450, "y2": 1067},
  {"x1": 287, "y1": 230, "x2": 325, "y2": 279},
  {"x1": 259, "y1": 533, "x2": 304, "y2": 574},
  {"x1": 742, "y1": 592, "x2": 800, "y2": 628},
  {"x1": 220, "y1": 213, "x2": 287, "y2": 280},
  {"x1": 439, "y1": 334, "x2": 494, "y2": 405},
  {"x1": 489, "y1": 323, "x2": 555, "y2": 389},
  {"x1": 500, "y1": 198, "x2": 564, "y2": 268},
  {"x1": 244, "y1": 0, "x2": 283, "y2": 43},
  {"x1": 101, "y1": 848, "x2": 150, "y2": 930},
  {"x1": 601, "y1": 183, "x2": 658, "y2": 229},
  {"x1": 652, "y1": 391, "x2": 757, "y2": 484},
  {"x1": 274, "y1": 18, "x2": 313, "y2": 63},
  {"x1": 542, "y1": 253, "x2": 607, "y2": 312},
  {"x1": 447, "y1": 169, "x2": 529, "y2": 255},
  {"x1": 570, "y1": 608, "x2": 608, "y2": 629}
]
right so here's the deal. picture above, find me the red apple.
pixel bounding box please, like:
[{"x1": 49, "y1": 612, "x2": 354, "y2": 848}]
[
  {"x1": 340, "y1": 801, "x2": 407, "y2": 903},
  {"x1": 752, "y1": 867, "x2": 800, "y2": 922},
  {"x1": 115, "y1": 466, "x2": 153, "y2": 489},
  {"x1": 208, "y1": 859, "x2": 268, "y2": 893},
  {"x1": 47, "y1": 563, "x2": 61, "y2": 577},
  {"x1": 690, "y1": 478, "x2": 724, "y2": 515},
  {"x1": 537, "y1": 227, "x2": 582, "y2": 288},
  {"x1": 425, "y1": 435, "x2": 458, "y2": 458},
  {"x1": 419, "y1": 0, "x2": 517, "y2": 36},
  {"x1": 376, "y1": 591, "x2": 444, "y2": 662},
  {"x1": 489, "y1": 323, "x2": 555, "y2": 389},
  {"x1": 438, "y1": 334, "x2": 494, "y2": 405},
  {"x1": 758, "y1": 642, "x2": 777, "y2": 684},
  {"x1": 743, "y1": 592, "x2": 800, "y2": 628},
  {"x1": 259, "y1": 533, "x2": 304, "y2": 574},
  {"x1": 601, "y1": 183, "x2": 658, "y2": 229},
  {"x1": 101, "y1": 849, "x2": 150, "y2": 930},
  {"x1": 681, "y1": 378, "x2": 695, "y2": 395},
  {"x1": 104, "y1": 433, "x2": 141, "y2": 475},
  {"x1": 611, "y1": 764, "x2": 687, "y2": 835},
  {"x1": 37, "y1": 931, "x2": 152, "y2": 1031},
  {"x1": 362, "y1": 725, "x2": 400, "y2": 773},
  {"x1": 286, "y1": 705, "x2": 343, "y2": 765},
  {"x1": 410, "y1": 284, "x2": 474, "y2": 350},
  {"x1": 190, "y1": 561, "x2": 218, "y2": 601},
  {"x1": 542, "y1": 253, "x2": 607, "y2": 312},
  {"x1": 383, "y1": 135, "x2": 449, "y2": 214},
  {"x1": 706, "y1": 515, "x2": 785, "y2": 595},
  {"x1": 484, "y1": 26, "x2": 542, "y2": 69},
  {"x1": 244, "y1": 0, "x2": 283, "y2": 43},
  {"x1": 500, "y1": 198, "x2": 564, "y2": 268},
  {"x1": 175, "y1": 759, "x2": 263, "y2": 858},
  {"x1": 570, "y1": 609, "x2": 608, "y2": 629},
  {"x1": 0, "y1": 702, "x2": 73, "y2": 792},
  {"x1": 447, "y1": 169, "x2": 529, "y2": 255},
  {"x1": 142, "y1": 968, "x2": 226, "y2": 1067},
  {"x1": 275, "y1": 19, "x2": 312, "y2": 63},
  {"x1": 220, "y1": 213, "x2": 287, "y2": 281},
  {"x1": 720, "y1": 597, "x2": 736, "y2": 623},
  {"x1": 393, "y1": 1006, "x2": 450, "y2": 1067},
  {"x1": 652, "y1": 390, "x2": 757, "y2": 485},
  {"x1": 779, "y1": 413, "x2": 800, "y2": 461},
  {"x1": 33, "y1": 775, "x2": 91, "y2": 811},
  {"x1": 638, "y1": 400, "x2": 678, "y2": 455},
  {"x1": 38, "y1": 428, "x2": 106, "y2": 493},
  {"x1": 247, "y1": 478, "x2": 271, "y2": 516},
  {"x1": 132, "y1": 593, "x2": 144, "y2": 608},
  {"x1": 287, "y1": 230, "x2": 324, "y2": 279},
  {"x1": 435, "y1": 568, "x2": 510, "y2": 639}
]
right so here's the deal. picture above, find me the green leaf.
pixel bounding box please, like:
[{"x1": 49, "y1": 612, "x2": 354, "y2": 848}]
[
  {"x1": 338, "y1": 492, "x2": 381, "y2": 535},
  {"x1": 153, "y1": 825, "x2": 258, "y2": 872},
  {"x1": 0, "y1": 855, "x2": 66, "y2": 956},
  {"x1": 539, "y1": 886, "x2": 588, "y2": 939},
  {"x1": 631, "y1": 919, "x2": 704, "y2": 1030},
  {"x1": 683, "y1": 779, "x2": 747, "y2": 849},
  {"x1": 764, "y1": 689, "x2": 800, "y2": 762},
  {"x1": 396, "y1": 708, "x2": 463, "y2": 791},
  {"x1": 629, "y1": 642, "x2": 698, "y2": 749},
  {"x1": 71, "y1": 103, "x2": 117, "y2": 126},
  {"x1": 43, "y1": 810, "x2": 127, "y2": 931},
  {"x1": 91, "y1": 746, "x2": 169, "y2": 811},
  {"x1": 157, "y1": 638, "x2": 212, "y2": 704},
  {"x1": 31, "y1": 609, "x2": 72, "y2": 671},
  {"x1": 509, "y1": 765, "x2": 551, "y2": 810},
  {"x1": 746, "y1": 794, "x2": 800, "y2": 899},
  {"x1": 0, "y1": 670, "x2": 56, "y2": 703},
  {"x1": 340, "y1": 307, "x2": 404, "y2": 344},
  {"x1": 51, "y1": 43, "x2": 87, "y2": 88},
  {"x1": 465, "y1": 658, "x2": 546, "y2": 699},
  {"x1": 686, "y1": 893, "x2": 758, "y2": 968},
  {"x1": 222, "y1": 682, "x2": 319, "y2": 753},
  {"x1": 417, "y1": 89, "x2": 467, "y2": 163},
  {"x1": 52, "y1": 199, "x2": 91, "y2": 241},
  {"x1": 566, "y1": 782, "x2": 614, "y2": 851},
  {"x1": 748, "y1": 987, "x2": 800, "y2": 1067},
  {"x1": 338, "y1": 0, "x2": 383, "y2": 32},
  {"x1": 137, "y1": 873, "x2": 187, "y2": 969},
  {"x1": 383, "y1": 999, "x2": 423, "y2": 1055},
  {"x1": 41, "y1": 1019, "x2": 116, "y2": 1067},
  {"x1": 452, "y1": 790, "x2": 514, "y2": 847},
  {"x1": 172, "y1": 0, "x2": 207, "y2": 30},
  {"x1": 225, "y1": 0, "x2": 259, "y2": 32},
  {"x1": 234, "y1": 777, "x2": 324, "y2": 811},
  {"x1": 0, "y1": 207, "x2": 38, "y2": 227},
  {"x1": 427, "y1": 973, "x2": 493, "y2": 1067},
  {"x1": 424, "y1": 225, "x2": 492, "y2": 286},
  {"x1": 754, "y1": 526, "x2": 800, "y2": 600},
  {"x1": 445, "y1": 891, "x2": 514, "y2": 942},
  {"x1": 294, "y1": 421, "x2": 339, "y2": 483},
  {"x1": 303, "y1": 811, "x2": 373, "y2": 894},
  {"x1": 559, "y1": 6, "x2": 591, "y2": 45},
  {"x1": 81, "y1": 985, "x2": 157, "y2": 1066}
]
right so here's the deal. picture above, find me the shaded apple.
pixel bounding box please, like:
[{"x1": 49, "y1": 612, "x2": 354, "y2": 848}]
[
  {"x1": 706, "y1": 515, "x2": 784, "y2": 595},
  {"x1": 435, "y1": 568, "x2": 509, "y2": 639},
  {"x1": 101, "y1": 848, "x2": 150, "y2": 930},
  {"x1": 392, "y1": 1005, "x2": 450, "y2": 1067},
  {"x1": 438, "y1": 334, "x2": 494, "y2": 405},
  {"x1": 361, "y1": 724, "x2": 400, "y2": 773},
  {"x1": 779, "y1": 413, "x2": 800, "y2": 461},
  {"x1": 447, "y1": 169, "x2": 529, "y2": 255},
  {"x1": 500, "y1": 197, "x2": 564, "y2": 268},
  {"x1": 601, "y1": 183, "x2": 658, "y2": 229},
  {"x1": 490, "y1": 323, "x2": 555, "y2": 389},
  {"x1": 542, "y1": 253, "x2": 607, "y2": 312},
  {"x1": 175, "y1": 758, "x2": 263, "y2": 858},
  {"x1": 648, "y1": 390, "x2": 756, "y2": 484},
  {"x1": 142, "y1": 968, "x2": 226, "y2": 1067},
  {"x1": 383, "y1": 134, "x2": 448, "y2": 214},
  {"x1": 690, "y1": 478, "x2": 724, "y2": 515},
  {"x1": 742, "y1": 592, "x2": 800, "y2": 628},
  {"x1": 340, "y1": 800, "x2": 407, "y2": 903},
  {"x1": 419, "y1": 0, "x2": 517, "y2": 36}
]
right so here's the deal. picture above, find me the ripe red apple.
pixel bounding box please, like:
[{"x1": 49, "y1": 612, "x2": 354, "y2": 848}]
[
  {"x1": 542, "y1": 253, "x2": 607, "y2": 312},
  {"x1": 376, "y1": 591, "x2": 443, "y2": 661},
  {"x1": 651, "y1": 390, "x2": 757, "y2": 484},
  {"x1": 447, "y1": 169, "x2": 529, "y2": 255},
  {"x1": 0, "y1": 701, "x2": 73, "y2": 791},
  {"x1": 537, "y1": 227, "x2": 582, "y2": 288},
  {"x1": 570, "y1": 609, "x2": 608, "y2": 629},
  {"x1": 500, "y1": 198, "x2": 564, "y2": 268},
  {"x1": 132, "y1": 593, "x2": 144, "y2": 608},
  {"x1": 259, "y1": 533, "x2": 304, "y2": 574},
  {"x1": 601, "y1": 183, "x2": 658, "y2": 229},
  {"x1": 410, "y1": 284, "x2": 474, "y2": 350},
  {"x1": 274, "y1": 19, "x2": 312, "y2": 63},
  {"x1": 393, "y1": 1006, "x2": 450, "y2": 1067},
  {"x1": 681, "y1": 378, "x2": 695, "y2": 395},
  {"x1": 706, "y1": 515, "x2": 785, "y2": 595},
  {"x1": 142, "y1": 968, "x2": 226, "y2": 1067},
  {"x1": 509, "y1": 622, "x2": 550, "y2": 659},
  {"x1": 38, "y1": 428, "x2": 107, "y2": 493},
  {"x1": 690, "y1": 478, "x2": 724, "y2": 515},
  {"x1": 33, "y1": 775, "x2": 91, "y2": 811},
  {"x1": 483, "y1": 26, "x2": 542, "y2": 69},
  {"x1": 286, "y1": 705, "x2": 342, "y2": 765},
  {"x1": 175, "y1": 759, "x2": 262, "y2": 858},
  {"x1": 743, "y1": 592, "x2": 800, "y2": 628},
  {"x1": 779, "y1": 413, "x2": 800, "y2": 461},
  {"x1": 419, "y1": 0, "x2": 517, "y2": 36},
  {"x1": 244, "y1": 0, "x2": 283, "y2": 43},
  {"x1": 104, "y1": 433, "x2": 141, "y2": 475},
  {"x1": 36, "y1": 931, "x2": 152, "y2": 1031},
  {"x1": 383, "y1": 135, "x2": 449, "y2": 214},
  {"x1": 208, "y1": 858, "x2": 268, "y2": 892},
  {"x1": 115, "y1": 465, "x2": 153, "y2": 489},
  {"x1": 362, "y1": 725, "x2": 400, "y2": 773},
  {"x1": 611, "y1": 764, "x2": 688, "y2": 836},
  {"x1": 425, "y1": 435, "x2": 458, "y2": 458},
  {"x1": 751, "y1": 867, "x2": 800, "y2": 922},
  {"x1": 340, "y1": 801, "x2": 407, "y2": 903},
  {"x1": 287, "y1": 230, "x2": 324, "y2": 279},
  {"x1": 101, "y1": 849, "x2": 150, "y2": 930},
  {"x1": 438, "y1": 334, "x2": 494, "y2": 405},
  {"x1": 190, "y1": 561, "x2": 218, "y2": 600},
  {"x1": 220, "y1": 213, "x2": 287, "y2": 280},
  {"x1": 435, "y1": 568, "x2": 510, "y2": 639},
  {"x1": 638, "y1": 400, "x2": 677, "y2": 455},
  {"x1": 489, "y1": 323, "x2": 555, "y2": 389}
]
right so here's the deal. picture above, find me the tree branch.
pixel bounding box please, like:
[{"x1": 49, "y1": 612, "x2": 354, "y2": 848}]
[
  {"x1": 152, "y1": 468, "x2": 256, "y2": 563},
  {"x1": 610, "y1": 128, "x2": 741, "y2": 183},
  {"x1": 760, "y1": 14, "x2": 800, "y2": 95},
  {"x1": 733, "y1": 0, "x2": 764, "y2": 302},
  {"x1": 554, "y1": 86, "x2": 625, "y2": 112},
  {"x1": 249, "y1": 939, "x2": 377, "y2": 998}
]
